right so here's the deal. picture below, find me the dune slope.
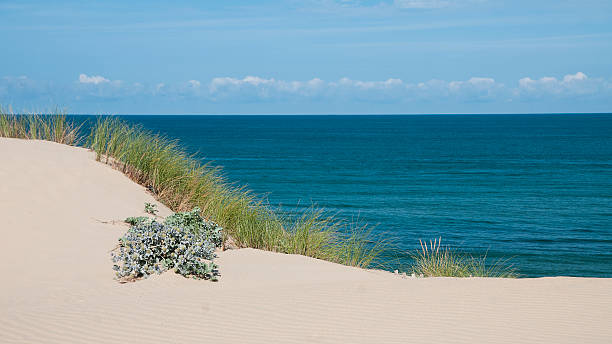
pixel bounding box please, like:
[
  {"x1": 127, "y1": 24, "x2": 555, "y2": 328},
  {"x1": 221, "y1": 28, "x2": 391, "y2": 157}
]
[{"x1": 1, "y1": 138, "x2": 611, "y2": 344}]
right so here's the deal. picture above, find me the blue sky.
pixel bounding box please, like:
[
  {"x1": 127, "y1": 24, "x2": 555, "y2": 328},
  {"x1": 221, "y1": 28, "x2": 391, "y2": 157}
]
[{"x1": 1, "y1": 0, "x2": 611, "y2": 114}]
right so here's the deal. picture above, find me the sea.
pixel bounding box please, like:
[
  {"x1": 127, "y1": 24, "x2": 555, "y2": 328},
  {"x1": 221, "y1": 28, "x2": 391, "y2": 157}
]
[{"x1": 81, "y1": 114, "x2": 612, "y2": 277}]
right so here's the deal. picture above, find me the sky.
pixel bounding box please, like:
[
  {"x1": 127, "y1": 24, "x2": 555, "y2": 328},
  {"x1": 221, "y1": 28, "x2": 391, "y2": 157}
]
[{"x1": 0, "y1": 0, "x2": 611, "y2": 114}]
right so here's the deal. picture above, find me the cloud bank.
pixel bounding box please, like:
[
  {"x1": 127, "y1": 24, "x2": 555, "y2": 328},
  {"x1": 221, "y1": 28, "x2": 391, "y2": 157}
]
[
  {"x1": 0, "y1": 72, "x2": 610, "y2": 113},
  {"x1": 183, "y1": 72, "x2": 609, "y2": 103}
]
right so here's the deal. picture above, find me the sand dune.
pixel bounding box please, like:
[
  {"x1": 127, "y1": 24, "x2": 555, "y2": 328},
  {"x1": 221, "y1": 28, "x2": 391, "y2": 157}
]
[{"x1": 1, "y1": 138, "x2": 611, "y2": 343}]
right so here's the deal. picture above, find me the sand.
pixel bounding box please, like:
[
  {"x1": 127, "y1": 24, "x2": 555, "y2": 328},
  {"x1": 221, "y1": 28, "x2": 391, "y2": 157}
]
[{"x1": 1, "y1": 137, "x2": 611, "y2": 344}]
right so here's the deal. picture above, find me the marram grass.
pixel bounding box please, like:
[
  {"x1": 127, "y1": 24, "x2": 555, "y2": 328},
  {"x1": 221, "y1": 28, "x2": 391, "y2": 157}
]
[
  {"x1": 0, "y1": 110, "x2": 518, "y2": 276},
  {"x1": 410, "y1": 238, "x2": 518, "y2": 278},
  {"x1": 87, "y1": 116, "x2": 385, "y2": 268},
  {"x1": 0, "y1": 108, "x2": 81, "y2": 145}
]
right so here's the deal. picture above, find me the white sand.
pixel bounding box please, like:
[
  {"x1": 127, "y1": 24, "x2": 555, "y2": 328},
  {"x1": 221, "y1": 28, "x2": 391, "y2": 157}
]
[{"x1": 1, "y1": 137, "x2": 611, "y2": 343}]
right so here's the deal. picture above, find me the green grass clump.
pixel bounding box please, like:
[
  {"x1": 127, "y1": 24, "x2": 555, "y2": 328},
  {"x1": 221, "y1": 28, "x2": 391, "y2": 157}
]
[
  {"x1": 410, "y1": 238, "x2": 518, "y2": 278},
  {"x1": 0, "y1": 108, "x2": 81, "y2": 145},
  {"x1": 88, "y1": 116, "x2": 384, "y2": 268}
]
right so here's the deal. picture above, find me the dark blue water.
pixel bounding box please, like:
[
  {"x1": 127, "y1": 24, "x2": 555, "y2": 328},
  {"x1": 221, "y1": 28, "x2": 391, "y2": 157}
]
[{"x1": 100, "y1": 114, "x2": 611, "y2": 277}]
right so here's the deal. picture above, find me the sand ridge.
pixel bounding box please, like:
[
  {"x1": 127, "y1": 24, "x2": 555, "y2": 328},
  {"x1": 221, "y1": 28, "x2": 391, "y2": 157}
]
[{"x1": 1, "y1": 138, "x2": 611, "y2": 343}]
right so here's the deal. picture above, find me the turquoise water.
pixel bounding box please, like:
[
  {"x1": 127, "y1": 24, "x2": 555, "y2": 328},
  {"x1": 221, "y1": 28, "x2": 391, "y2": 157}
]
[{"x1": 107, "y1": 114, "x2": 611, "y2": 277}]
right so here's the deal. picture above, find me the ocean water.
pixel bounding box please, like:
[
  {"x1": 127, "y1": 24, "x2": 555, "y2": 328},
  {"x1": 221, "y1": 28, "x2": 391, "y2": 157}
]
[{"x1": 102, "y1": 114, "x2": 611, "y2": 277}]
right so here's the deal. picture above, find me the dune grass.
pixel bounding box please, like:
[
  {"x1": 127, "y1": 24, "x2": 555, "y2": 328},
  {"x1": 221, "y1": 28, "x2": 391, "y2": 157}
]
[
  {"x1": 0, "y1": 110, "x2": 519, "y2": 276},
  {"x1": 87, "y1": 116, "x2": 385, "y2": 267},
  {"x1": 0, "y1": 108, "x2": 81, "y2": 145},
  {"x1": 410, "y1": 238, "x2": 518, "y2": 278}
]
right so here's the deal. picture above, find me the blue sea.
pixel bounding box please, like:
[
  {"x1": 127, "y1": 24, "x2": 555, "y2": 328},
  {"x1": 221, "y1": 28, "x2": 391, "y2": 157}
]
[{"x1": 97, "y1": 114, "x2": 611, "y2": 277}]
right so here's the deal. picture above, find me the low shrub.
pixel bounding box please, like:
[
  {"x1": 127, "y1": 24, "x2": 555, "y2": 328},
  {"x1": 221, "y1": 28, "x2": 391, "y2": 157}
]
[
  {"x1": 113, "y1": 206, "x2": 223, "y2": 282},
  {"x1": 112, "y1": 220, "x2": 218, "y2": 281},
  {"x1": 164, "y1": 207, "x2": 223, "y2": 247}
]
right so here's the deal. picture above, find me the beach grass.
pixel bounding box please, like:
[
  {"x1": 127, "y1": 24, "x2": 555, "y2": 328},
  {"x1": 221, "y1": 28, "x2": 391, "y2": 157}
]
[
  {"x1": 410, "y1": 237, "x2": 518, "y2": 278},
  {"x1": 87, "y1": 116, "x2": 385, "y2": 268},
  {"x1": 0, "y1": 108, "x2": 81, "y2": 145},
  {"x1": 0, "y1": 110, "x2": 518, "y2": 275}
]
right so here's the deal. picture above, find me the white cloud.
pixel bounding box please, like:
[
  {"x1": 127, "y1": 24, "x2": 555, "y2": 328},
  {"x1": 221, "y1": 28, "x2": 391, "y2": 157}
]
[
  {"x1": 517, "y1": 72, "x2": 608, "y2": 97},
  {"x1": 410, "y1": 77, "x2": 504, "y2": 102},
  {"x1": 449, "y1": 77, "x2": 496, "y2": 90},
  {"x1": 78, "y1": 73, "x2": 109, "y2": 85},
  {"x1": 335, "y1": 77, "x2": 403, "y2": 89},
  {"x1": 210, "y1": 76, "x2": 274, "y2": 92},
  {"x1": 73, "y1": 74, "x2": 132, "y2": 102},
  {"x1": 563, "y1": 71, "x2": 587, "y2": 83},
  {"x1": 208, "y1": 76, "x2": 330, "y2": 101}
]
